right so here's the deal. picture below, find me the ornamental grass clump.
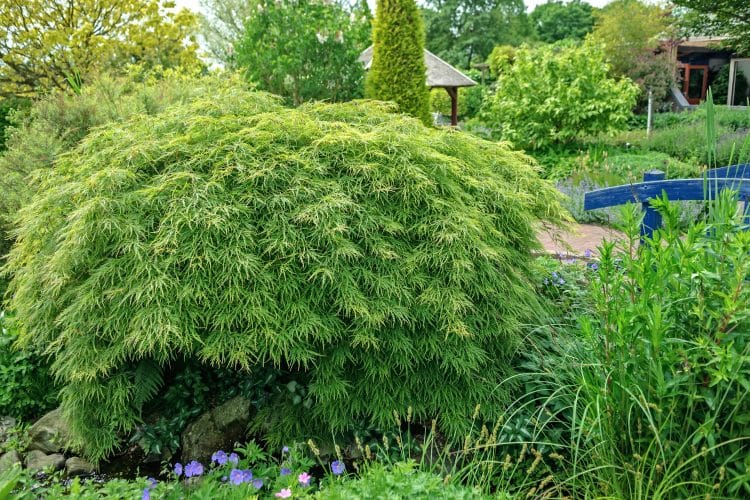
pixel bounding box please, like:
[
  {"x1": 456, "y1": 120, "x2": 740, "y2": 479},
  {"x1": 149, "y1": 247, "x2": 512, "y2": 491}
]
[{"x1": 5, "y1": 80, "x2": 565, "y2": 462}]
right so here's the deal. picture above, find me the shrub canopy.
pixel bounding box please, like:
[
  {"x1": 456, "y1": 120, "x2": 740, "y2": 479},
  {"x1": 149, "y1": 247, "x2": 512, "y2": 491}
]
[{"x1": 6, "y1": 80, "x2": 565, "y2": 461}]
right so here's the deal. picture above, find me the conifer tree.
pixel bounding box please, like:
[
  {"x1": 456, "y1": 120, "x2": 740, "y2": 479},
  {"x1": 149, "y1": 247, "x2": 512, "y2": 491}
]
[{"x1": 365, "y1": 0, "x2": 431, "y2": 125}]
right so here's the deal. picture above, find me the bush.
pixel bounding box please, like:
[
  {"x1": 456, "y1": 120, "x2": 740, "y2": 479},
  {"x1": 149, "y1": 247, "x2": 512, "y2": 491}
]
[
  {"x1": 0, "y1": 311, "x2": 57, "y2": 422},
  {"x1": 481, "y1": 42, "x2": 639, "y2": 150},
  {"x1": 5, "y1": 80, "x2": 566, "y2": 462}
]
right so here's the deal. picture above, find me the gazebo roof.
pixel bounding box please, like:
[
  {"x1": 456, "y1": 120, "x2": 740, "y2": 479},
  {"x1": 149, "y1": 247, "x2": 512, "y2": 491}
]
[{"x1": 359, "y1": 46, "x2": 476, "y2": 88}]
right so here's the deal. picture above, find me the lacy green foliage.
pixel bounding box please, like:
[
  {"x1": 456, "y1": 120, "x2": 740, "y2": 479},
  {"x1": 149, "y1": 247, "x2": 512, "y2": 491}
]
[
  {"x1": 365, "y1": 0, "x2": 431, "y2": 125},
  {"x1": 481, "y1": 42, "x2": 639, "y2": 150},
  {"x1": 235, "y1": 0, "x2": 370, "y2": 106},
  {"x1": 0, "y1": 311, "x2": 57, "y2": 422},
  {"x1": 0, "y1": 71, "x2": 206, "y2": 286},
  {"x1": 5, "y1": 82, "x2": 565, "y2": 462}
]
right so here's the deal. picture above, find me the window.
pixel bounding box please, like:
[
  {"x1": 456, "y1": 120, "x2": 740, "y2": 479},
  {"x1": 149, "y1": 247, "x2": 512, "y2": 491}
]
[{"x1": 728, "y1": 58, "x2": 750, "y2": 106}]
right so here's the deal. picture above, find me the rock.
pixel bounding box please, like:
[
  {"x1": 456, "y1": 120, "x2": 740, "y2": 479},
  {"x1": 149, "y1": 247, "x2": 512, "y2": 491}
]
[
  {"x1": 65, "y1": 457, "x2": 96, "y2": 477},
  {"x1": 25, "y1": 450, "x2": 66, "y2": 472},
  {"x1": 0, "y1": 416, "x2": 17, "y2": 446},
  {"x1": 28, "y1": 408, "x2": 73, "y2": 454},
  {"x1": 0, "y1": 450, "x2": 22, "y2": 472},
  {"x1": 181, "y1": 396, "x2": 251, "y2": 463}
]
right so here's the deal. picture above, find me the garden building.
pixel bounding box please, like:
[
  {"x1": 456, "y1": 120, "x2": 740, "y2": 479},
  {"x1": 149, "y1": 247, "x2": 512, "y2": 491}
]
[
  {"x1": 359, "y1": 46, "x2": 476, "y2": 126},
  {"x1": 670, "y1": 36, "x2": 749, "y2": 106}
]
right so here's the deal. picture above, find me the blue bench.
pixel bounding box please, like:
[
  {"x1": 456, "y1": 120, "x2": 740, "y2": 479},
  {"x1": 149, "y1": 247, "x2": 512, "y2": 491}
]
[{"x1": 583, "y1": 163, "x2": 750, "y2": 238}]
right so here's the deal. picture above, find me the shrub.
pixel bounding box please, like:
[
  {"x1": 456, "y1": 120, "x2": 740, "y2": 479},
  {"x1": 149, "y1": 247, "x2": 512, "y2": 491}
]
[
  {"x1": 481, "y1": 42, "x2": 639, "y2": 150},
  {"x1": 0, "y1": 311, "x2": 57, "y2": 422},
  {"x1": 5, "y1": 80, "x2": 566, "y2": 462},
  {"x1": 365, "y1": 0, "x2": 431, "y2": 125}
]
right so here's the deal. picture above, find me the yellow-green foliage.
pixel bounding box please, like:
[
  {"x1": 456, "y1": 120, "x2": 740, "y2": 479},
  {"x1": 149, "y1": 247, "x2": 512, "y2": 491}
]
[
  {"x1": 6, "y1": 79, "x2": 565, "y2": 462},
  {"x1": 365, "y1": 0, "x2": 431, "y2": 125}
]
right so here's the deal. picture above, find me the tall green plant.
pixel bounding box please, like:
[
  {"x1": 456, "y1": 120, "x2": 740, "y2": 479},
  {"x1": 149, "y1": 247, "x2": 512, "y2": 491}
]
[
  {"x1": 365, "y1": 0, "x2": 431, "y2": 125},
  {"x1": 4, "y1": 79, "x2": 566, "y2": 462}
]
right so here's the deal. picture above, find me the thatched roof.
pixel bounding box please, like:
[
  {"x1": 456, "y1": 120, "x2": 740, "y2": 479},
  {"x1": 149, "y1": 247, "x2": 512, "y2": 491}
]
[{"x1": 359, "y1": 46, "x2": 476, "y2": 88}]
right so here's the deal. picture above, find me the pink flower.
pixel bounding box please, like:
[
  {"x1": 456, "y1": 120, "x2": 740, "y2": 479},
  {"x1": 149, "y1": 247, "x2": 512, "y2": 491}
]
[
  {"x1": 298, "y1": 471, "x2": 312, "y2": 487},
  {"x1": 275, "y1": 488, "x2": 292, "y2": 498}
]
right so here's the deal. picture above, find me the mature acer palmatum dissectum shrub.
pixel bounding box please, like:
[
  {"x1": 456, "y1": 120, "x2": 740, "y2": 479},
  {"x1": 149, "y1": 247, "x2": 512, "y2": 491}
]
[{"x1": 5, "y1": 81, "x2": 565, "y2": 461}]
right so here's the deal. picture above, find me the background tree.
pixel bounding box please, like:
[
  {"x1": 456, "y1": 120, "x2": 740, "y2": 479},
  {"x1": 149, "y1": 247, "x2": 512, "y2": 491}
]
[
  {"x1": 530, "y1": 0, "x2": 595, "y2": 43},
  {"x1": 588, "y1": 0, "x2": 675, "y2": 107},
  {"x1": 199, "y1": 0, "x2": 256, "y2": 65},
  {"x1": 235, "y1": 0, "x2": 370, "y2": 105},
  {"x1": 365, "y1": 0, "x2": 431, "y2": 124},
  {"x1": 422, "y1": 0, "x2": 532, "y2": 69},
  {"x1": 481, "y1": 42, "x2": 639, "y2": 150},
  {"x1": 672, "y1": 0, "x2": 750, "y2": 55},
  {"x1": 0, "y1": 0, "x2": 202, "y2": 98}
]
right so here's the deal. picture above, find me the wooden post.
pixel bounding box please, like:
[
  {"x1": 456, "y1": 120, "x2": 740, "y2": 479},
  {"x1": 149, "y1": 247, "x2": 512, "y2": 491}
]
[
  {"x1": 647, "y1": 88, "x2": 653, "y2": 137},
  {"x1": 641, "y1": 170, "x2": 665, "y2": 240},
  {"x1": 444, "y1": 86, "x2": 458, "y2": 126}
]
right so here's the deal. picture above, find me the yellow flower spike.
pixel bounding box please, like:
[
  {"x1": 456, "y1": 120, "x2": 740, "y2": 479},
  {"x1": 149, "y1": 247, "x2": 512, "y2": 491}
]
[
  {"x1": 472, "y1": 404, "x2": 481, "y2": 420},
  {"x1": 406, "y1": 406, "x2": 413, "y2": 424},
  {"x1": 393, "y1": 410, "x2": 401, "y2": 426},
  {"x1": 307, "y1": 439, "x2": 320, "y2": 457}
]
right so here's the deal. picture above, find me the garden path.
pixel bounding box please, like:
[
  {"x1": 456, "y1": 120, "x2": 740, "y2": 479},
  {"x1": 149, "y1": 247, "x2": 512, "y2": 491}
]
[{"x1": 536, "y1": 223, "x2": 626, "y2": 257}]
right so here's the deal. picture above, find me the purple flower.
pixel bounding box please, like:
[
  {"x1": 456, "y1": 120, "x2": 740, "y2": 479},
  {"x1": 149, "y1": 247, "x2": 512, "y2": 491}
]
[
  {"x1": 147, "y1": 477, "x2": 158, "y2": 488},
  {"x1": 282, "y1": 446, "x2": 290, "y2": 453},
  {"x1": 552, "y1": 271, "x2": 558, "y2": 279},
  {"x1": 543, "y1": 278, "x2": 549, "y2": 285},
  {"x1": 212, "y1": 450, "x2": 228, "y2": 466},
  {"x1": 589, "y1": 262, "x2": 599, "y2": 271},
  {"x1": 298, "y1": 472, "x2": 312, "y2": 487},
  {"x1": 142, "y1": 488, "x2": 150, "y2": 500},
  {"x1": 173, "y1": 462, "x2": 183, "y2": 477},
  {"x1": 230, "y1": 468, "x2": 244, "y2": 485},
  {"x1": 331, "y1": 460, "x2": 345, "y2": 475},
  {"x1": 253, "y1": 479, "x2": 264, "y2": 489},
  {"x1": 280, "y1": 467, "x2": 292, "y2": 476},
  {"x1": 584, "y1": 249, "x2": 593, "y2": 258},
  {"x1": 558, "y1": 278, "x2": 565, "y2": 285},
  {"x1": 228, "y1": 452, "x2": 239, "y2": 465},
  {"x1": 184, "y1": 460, "x2": 204, "y2": 478},
  {"x1": 275, "y1": 489, "x2": 292, "y2": 499},
  {"x1": 242, "y1": 470, "x2": 253, "y2": 483}
]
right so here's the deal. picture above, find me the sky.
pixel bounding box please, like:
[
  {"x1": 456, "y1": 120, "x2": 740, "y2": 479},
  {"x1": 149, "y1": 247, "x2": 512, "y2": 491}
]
[{"x1": 174, "y1": 0, "x2": 613, "y2": 16}]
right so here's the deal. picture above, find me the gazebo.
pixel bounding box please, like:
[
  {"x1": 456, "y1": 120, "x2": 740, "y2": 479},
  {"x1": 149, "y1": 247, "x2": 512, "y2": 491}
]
[{"x1": 359, "y1": 46, "x2": 477, "y2": 126}]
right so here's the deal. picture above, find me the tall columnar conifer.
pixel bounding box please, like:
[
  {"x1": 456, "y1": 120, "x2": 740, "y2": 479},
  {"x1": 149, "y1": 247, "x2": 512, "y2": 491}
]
[
  {"x1": 6, "y1": 78, "x2": 565, "y2": 462},
  {"x1": 365, "y1": 0, "x2": 431, "y2": 125}
]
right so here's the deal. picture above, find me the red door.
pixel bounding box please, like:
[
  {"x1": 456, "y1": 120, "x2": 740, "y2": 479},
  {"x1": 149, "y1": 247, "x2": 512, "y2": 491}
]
[{"x1": 680, "y1": 65, "x2": 709, "y2": 104}]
